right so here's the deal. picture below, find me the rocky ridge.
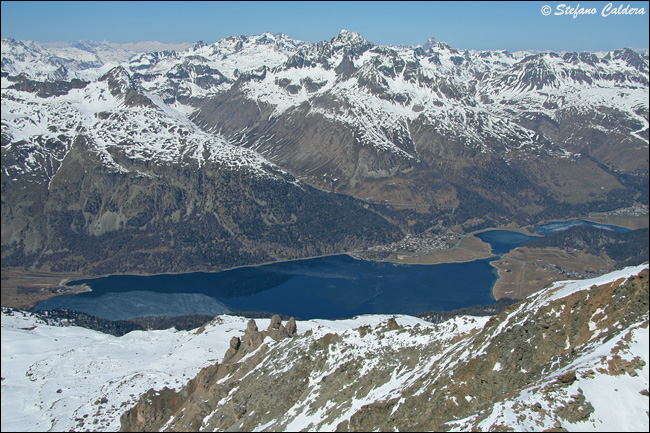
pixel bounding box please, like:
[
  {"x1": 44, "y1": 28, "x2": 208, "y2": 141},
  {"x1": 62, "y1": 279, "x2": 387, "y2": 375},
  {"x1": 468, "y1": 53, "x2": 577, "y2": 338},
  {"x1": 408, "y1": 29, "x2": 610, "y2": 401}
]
[
  {"x1": 120, "y1": 264, "x2": 649, "y2": 432},
  {"x1": 120, "y1": 314, "x2": 299, "y2": 432}
]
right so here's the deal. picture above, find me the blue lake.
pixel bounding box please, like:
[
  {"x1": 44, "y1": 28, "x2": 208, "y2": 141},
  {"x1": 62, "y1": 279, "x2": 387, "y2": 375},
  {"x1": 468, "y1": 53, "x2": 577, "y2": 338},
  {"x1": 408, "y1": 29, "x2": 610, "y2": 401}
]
[
  {"x1": 31, "y1": 220, "x2": 632, "y2": 321},
  {"x1": 474, "y1": 230, "x2": 538, "y2": 255},
  {"x1": 32, "y1": 255, "x2": 500, "y2": 321}
]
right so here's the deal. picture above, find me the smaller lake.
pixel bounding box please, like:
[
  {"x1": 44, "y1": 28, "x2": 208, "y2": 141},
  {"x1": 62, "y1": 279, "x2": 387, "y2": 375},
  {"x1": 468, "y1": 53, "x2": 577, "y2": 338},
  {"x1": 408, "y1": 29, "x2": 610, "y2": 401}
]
[{"x1": 474, "y1": 230, "x2": 538, "y2": 255}]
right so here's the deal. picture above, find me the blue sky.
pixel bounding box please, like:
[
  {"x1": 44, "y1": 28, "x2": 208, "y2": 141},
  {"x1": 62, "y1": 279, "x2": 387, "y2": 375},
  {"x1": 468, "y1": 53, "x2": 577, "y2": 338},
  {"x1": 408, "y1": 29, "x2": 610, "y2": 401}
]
[{"x1": 1, "y1": 1, "x2": 648, "y2": 51}]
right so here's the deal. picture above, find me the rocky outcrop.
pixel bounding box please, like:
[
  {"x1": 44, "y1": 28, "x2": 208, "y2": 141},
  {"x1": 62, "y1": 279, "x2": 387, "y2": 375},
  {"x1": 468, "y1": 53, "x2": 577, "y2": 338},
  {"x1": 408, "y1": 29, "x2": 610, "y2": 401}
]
[
  {"x1": 120, "y1": 315, "x2": 298, "y2": 432},
  {"x1": 120, "y1": 266, "x2": 649, "y2": 432},
  {"x1": 5, "y1": 74, "x2": 88, "y2": 97}
]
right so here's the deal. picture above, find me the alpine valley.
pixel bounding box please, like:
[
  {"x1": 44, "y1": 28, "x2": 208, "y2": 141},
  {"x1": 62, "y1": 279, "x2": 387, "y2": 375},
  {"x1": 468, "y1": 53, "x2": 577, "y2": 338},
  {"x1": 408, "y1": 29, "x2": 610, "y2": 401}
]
[
  {"x1": 1, "y1": 31, "x2": 648, "y2": 276},
  {"x1": 1, "y1": 31, "x2": 650, "y2": 433}
]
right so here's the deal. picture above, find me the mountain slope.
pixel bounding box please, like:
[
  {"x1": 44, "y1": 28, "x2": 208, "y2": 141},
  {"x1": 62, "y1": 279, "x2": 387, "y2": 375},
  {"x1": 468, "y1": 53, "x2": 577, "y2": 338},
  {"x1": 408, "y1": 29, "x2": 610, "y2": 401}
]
[
  {"x1": 0, "y1": 309, "x2": 274, "y2": 431},
  {"x1": 179, "y1": 32, "x2": 647, "y2": 223},
  {"x1": 2, "y1": 60, "x2": 401, "y2": 274},
  {"x1": 118, "y1": 264, "x2": 648, "y2": 432}
]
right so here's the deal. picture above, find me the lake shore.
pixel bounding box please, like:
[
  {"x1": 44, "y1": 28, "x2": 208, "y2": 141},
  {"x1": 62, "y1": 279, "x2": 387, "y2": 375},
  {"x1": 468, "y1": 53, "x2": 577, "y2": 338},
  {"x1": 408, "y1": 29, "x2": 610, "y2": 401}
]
[
  {"x1": 0, "y1": 270, "x2": 92, "y2": 309},
  {"x1": 355, "y1": 213, "x2": 648, "y2": 302},
  {"x1": 3, "y1": 213, "x2": 647, "y2": 312},
  {"x1": 583, "y1": 214, "x2": 649, "y2": 230},
  {"x1": 350, "y1": 234, "x2": 494, "y2": 265},
  {"x1": 490, "y1": 247, "x2": 612, "y2": 300},
  {"x1": 490, "y1": 213, "x2": 648, "y2": 300},
  {"x1": 31, "y1": 254, "x2": 500, "y2": 321}
]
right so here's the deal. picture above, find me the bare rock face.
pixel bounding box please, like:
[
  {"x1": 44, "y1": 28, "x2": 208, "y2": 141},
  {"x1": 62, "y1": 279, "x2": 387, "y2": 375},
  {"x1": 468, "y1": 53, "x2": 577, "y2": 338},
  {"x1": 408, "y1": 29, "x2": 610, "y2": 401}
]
[
  {"x1": 223, "y1": 336, "x2": 241, "y2": 362},
  {"x1": 267, "y1": 313, "x2": 290, "y2": 339},
  {"x1": 285, "y1": 317, "x2": 297, "y2": 335},
  {"x1": 269, "y1": 313, "x2": 282, "y2": 330},
  {"x1": 119, "y1": 387, "x2": 188, "y2": 433},
  {"x1": 240, "y1": 319, "x2": 263, "y2": 351},
  {"x1": 385, "y1": 317, "x2": 399, "y2": 330},
  {"x1": 121, "y1": 315, "x2": 299, "y2": 432}
]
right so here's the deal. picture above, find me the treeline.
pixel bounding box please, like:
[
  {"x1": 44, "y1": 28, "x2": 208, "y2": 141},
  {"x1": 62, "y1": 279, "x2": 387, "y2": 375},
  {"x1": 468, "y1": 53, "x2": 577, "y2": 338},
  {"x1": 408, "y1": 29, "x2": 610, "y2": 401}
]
[
  {"x1": 604, "y1": 228, "x2": 649, "y2": 267},
  {"x1": 414, "y1": 298, "x2": 519, "y2": 324},
  {"x1": 5, "y1": 307, "x2": 219, "y2": 336},
  {"x1": 128, "y1": 314, "x2": 216, "y2": 331},
  {"x1": 235, "y1": 311, "x2": 296, "y2": 321},
  {"x1": 3, "y1": 307, "x2": 302, "y2": 337},
  {"x1": 2, "y1": 158, "x2": 403, "y2": 276},
  {"x1": 4, "y1": 307, "x2": 144, "y2": 337},
  {"x1": 370, "y1": 180, "x2": 644, "y2": 238}
]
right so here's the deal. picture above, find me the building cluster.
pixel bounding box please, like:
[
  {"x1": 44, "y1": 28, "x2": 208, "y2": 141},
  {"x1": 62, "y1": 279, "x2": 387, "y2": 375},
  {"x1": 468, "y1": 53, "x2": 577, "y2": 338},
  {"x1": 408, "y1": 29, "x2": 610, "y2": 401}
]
[
  {"x1": 599, "y1": 204, "x2": 648, "y2": 216},
  {"x1": 540, "y1": 262, "x2": 608, "y2": 280},
  {"x1": 548, "y1": 266, "x2": 597, "y2": 280},
  {"x1": 367, "y1": 230, "x2": 461, "y2": 254}
]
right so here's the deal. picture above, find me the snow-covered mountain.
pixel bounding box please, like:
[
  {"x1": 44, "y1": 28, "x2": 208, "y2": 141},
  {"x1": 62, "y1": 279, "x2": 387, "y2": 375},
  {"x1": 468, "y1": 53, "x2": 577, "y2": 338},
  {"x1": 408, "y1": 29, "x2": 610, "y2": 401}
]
[
  {"x1": 1, "y1": 38, "x2": 191, "y2": 81},
  {"x1": 2, "y1": 34, "x2": 404, "y2": 274},
  {"x1": 2, "y1": 263, "x2": 647, "y2": 431},
  {"x1": 124, "y1": 30, "x2": 648, "y2": 171},
  {"x1": 1, "y1": 31, "x2": 648, "y2": 274},
  {"x1": 1, "y1": 32, "x2": 648, "y2": 432}
]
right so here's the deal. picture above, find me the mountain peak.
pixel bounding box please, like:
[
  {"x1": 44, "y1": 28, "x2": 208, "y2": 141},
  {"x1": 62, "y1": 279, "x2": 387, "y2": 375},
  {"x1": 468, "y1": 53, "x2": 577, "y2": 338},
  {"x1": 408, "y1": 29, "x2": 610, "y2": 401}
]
[
  {"x1": 331, "y1": 29, "x2": 373, "y2": 53},
  {"x1": 422, "y1": 36, "x2": 437, "y2": 51},
  {"x1": 98, "y1": 65, "x2": 142, "y2": 98},
  {"x1": 613, "y1": 47, "x2": 648, "y2": 72},
  {"x1": 253, "y1": 32, "x2": 277, "y2": 44},
  {"x1": 243, "y1": 32, "x2": 305, "y2": 54},
  {"x1": 333, "y1": 29, "x2": 365, "y2": 41},
  {"x1": 100, "y1": 64, "x2": 131, "y2": 81},
  {"x1": 192, "y1": 40, "x2": 207, "y2": 51}
]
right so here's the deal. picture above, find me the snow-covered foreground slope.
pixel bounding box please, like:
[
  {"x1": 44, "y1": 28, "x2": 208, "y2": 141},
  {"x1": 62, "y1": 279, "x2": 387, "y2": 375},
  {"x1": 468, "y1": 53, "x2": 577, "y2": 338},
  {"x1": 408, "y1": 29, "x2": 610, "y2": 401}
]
[
  {"x1": 0, "y1": 310, "x2": 432, "y2": 432},
  {"x1": 448, "y1": 264, "x2": 650, "y2": 432},
  {"x1": 1, "y1": 312, "x2": 252, "y2": 431},
  {"x1": 3, "y1": 264, "x2": 647, "y2": 432}
]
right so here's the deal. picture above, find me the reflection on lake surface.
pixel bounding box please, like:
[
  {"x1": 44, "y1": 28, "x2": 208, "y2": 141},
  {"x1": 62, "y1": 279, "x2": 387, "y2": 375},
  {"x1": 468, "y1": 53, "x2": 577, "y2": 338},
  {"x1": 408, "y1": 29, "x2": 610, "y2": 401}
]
[{"x1": 534, "y1": 220, "x2": 631, "y2": 236}]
